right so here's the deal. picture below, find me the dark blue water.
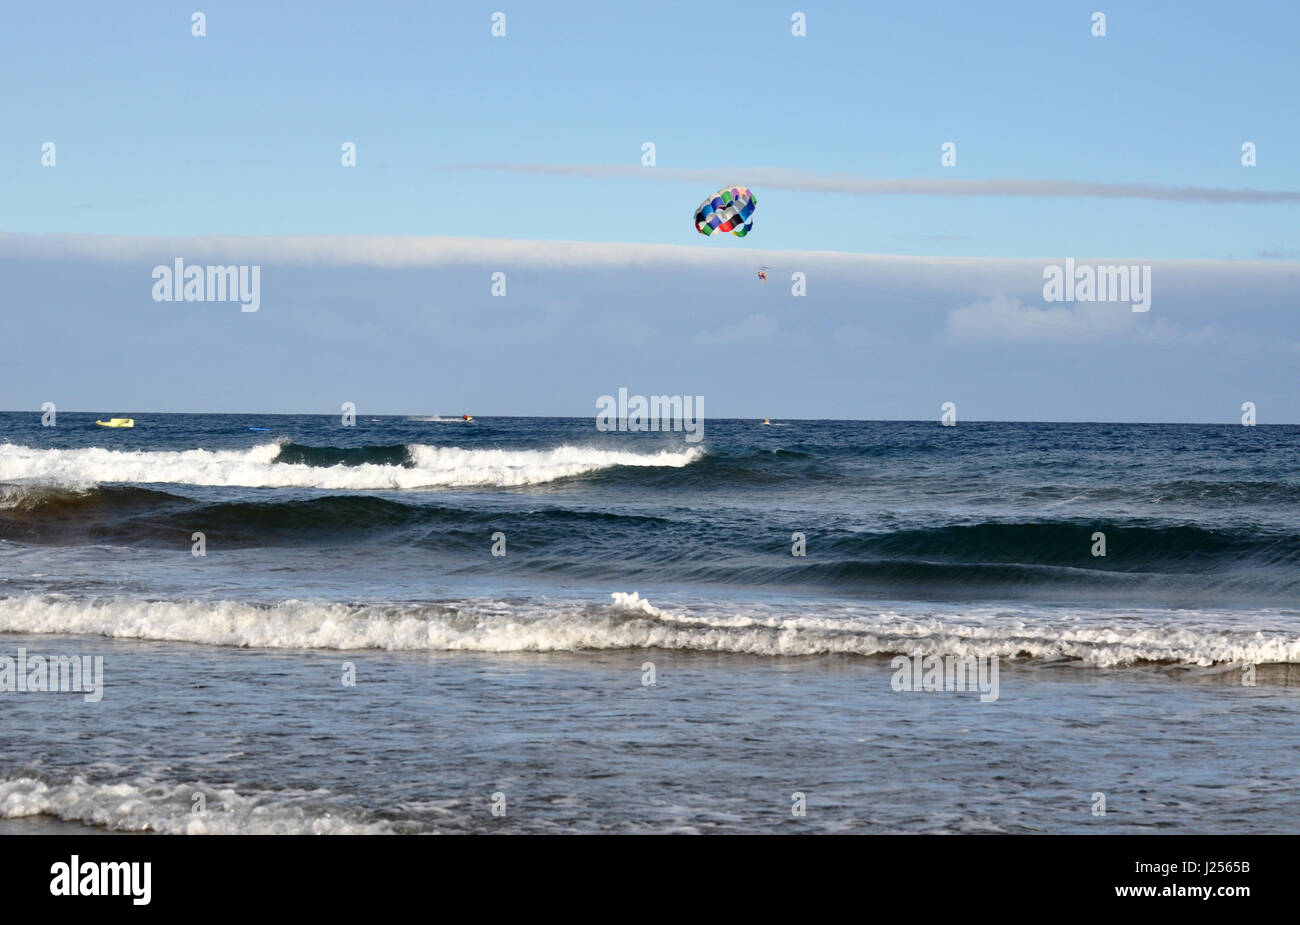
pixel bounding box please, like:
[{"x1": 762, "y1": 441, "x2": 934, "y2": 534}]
[{"x1": 1, "y1": 413, "x2": 1297, "y2": 832}]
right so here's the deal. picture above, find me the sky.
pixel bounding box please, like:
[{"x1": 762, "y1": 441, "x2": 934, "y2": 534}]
[{"x1": 1, "y1": 1, "x2": 1297, "y2": 420}]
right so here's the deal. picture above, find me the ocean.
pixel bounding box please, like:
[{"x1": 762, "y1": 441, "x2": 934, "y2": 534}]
[{"x1": 1, "y1": 412, "x2": 1297, "y2": 833}]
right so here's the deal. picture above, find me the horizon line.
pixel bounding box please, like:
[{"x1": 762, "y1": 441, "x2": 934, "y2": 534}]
[{"x1": 5, "y1": 411, "x2": 1290, "y2": 426}]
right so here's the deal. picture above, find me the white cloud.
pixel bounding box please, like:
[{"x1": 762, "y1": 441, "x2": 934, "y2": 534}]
[
  {"x1": 693, "y1": 313, "x2": 779, "y2": 346},
  {"x1": 3, "y1": 232, "x2": 1296, "y2": 281},
  {"x1": 944, "y1": 294, "x2": 1220, "y2": 348},
  {"x1": 442, "y1": 164, "x2": 1300, "y2": 204},
  {"x1": 830, "y1": 325, "x2": 891, "y2": 347},
  {"x1": 945, "y1": 294, "x2": 1108, "y2": 344}
]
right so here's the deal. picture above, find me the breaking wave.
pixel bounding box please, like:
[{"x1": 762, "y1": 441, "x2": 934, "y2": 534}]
[
  {"x1": 0, "y1": 592, "x2": 1295, "y2": 668},
  {"x1": 0, "y1": 442, "x2": 703, "y2": 490}
]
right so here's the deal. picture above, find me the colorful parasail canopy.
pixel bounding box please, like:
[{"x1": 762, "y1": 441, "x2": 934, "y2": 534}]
[{"x1": 695, "y1": 186, "x2": 756, "y2": 237}]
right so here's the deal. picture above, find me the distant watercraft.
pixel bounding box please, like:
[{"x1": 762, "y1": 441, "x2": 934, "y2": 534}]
[
  {"x1": 247, "y1": 427, "x2": 269, "y2": 431},
  {"x1": 96, "y1": 418, "x2": 134, "y2": 428}
]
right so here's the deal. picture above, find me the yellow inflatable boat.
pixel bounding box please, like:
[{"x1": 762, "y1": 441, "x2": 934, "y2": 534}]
[{"x1": 95, "y1": 418, "x2": 135, "y2": 428}]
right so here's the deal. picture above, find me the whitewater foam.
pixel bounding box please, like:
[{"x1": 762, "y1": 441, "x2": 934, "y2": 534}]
[
  {"x1": 0, "y1": 775, "x2": 390, "y2": 834},
  {"x1": 0, "y1": 442, "x2": 702, "y2": 490},
  {"x1": 0, "y1": 592, "x2": 1295, "y2": 668}
]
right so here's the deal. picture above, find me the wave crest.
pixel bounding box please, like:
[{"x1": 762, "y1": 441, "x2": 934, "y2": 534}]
[
  {"x1": 0, "y1": 442, "x2": 703, "y2": 490},
  {"x1": 1, "y1": 592, "x2": 1295, "y2": 668}
]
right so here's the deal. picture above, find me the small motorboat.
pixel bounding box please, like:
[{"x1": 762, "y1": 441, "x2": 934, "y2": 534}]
[{"x1": 95, "y1": 418, "x2": 135, "y2": 428}]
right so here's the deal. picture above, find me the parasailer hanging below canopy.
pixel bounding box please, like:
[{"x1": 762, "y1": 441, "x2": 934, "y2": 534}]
[
  {"x1": 757, "y1": 266, "x2": 769, "y2": 282},
  {"x1": 695, "y1": 186, "x2": 756, "y2": 237}
]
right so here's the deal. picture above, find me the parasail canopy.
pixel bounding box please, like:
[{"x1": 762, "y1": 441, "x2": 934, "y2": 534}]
[{"x1": 695, "y1": 186, "x2": 756, "y2": 237}]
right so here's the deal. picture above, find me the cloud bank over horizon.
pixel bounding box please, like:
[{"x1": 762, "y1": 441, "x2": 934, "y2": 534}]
[
  {"x1": 5, "y1": 230, "x2": 1298, "y2": 272},
  {"x1": 3, "y1": 231, "x2": 1296, "y2": 422}
]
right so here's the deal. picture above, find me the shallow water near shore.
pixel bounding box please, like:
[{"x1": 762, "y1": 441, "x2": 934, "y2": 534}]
[{"x1": 2, "y1": 633, "x2": 1297, "y2": 834}]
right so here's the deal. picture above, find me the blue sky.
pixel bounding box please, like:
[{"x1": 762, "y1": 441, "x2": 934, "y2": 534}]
[{"x1": 1, "y1": 1, "x2": 1297, "y2": 419}]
